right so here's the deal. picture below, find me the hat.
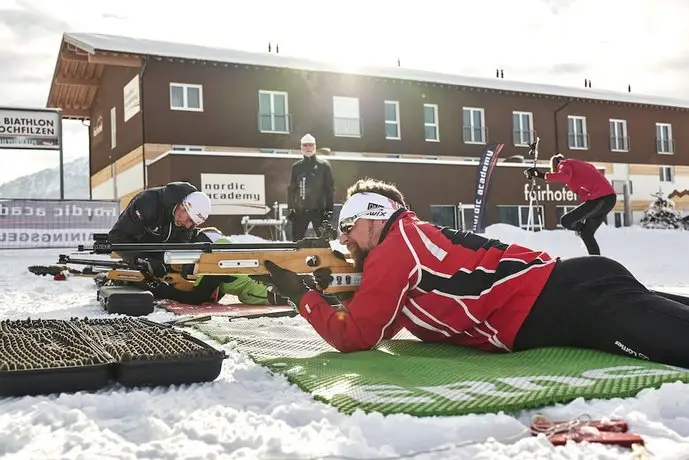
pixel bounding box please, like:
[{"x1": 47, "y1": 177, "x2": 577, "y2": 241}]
[
  {"x1": 338, "y1": 192, "x2": 404, "y2": 232},
  {"x1": 182, "y1": 191, "x2": 211, "y2": 225},
  {"x1": 301, "y1": 133, "x2": 316, "y2": 144}
]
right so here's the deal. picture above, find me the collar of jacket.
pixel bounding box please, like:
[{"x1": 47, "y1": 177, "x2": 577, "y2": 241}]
[{"x1": 377, "y1": 208, "x2": 408, "y2": 244}]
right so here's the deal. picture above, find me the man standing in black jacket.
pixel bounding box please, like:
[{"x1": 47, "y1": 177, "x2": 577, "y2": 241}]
[
  {"x1": 287, "y1": 134, "x2": 335, "y2": 241},
  {"x1": 108, "y1": 181, "x2": 212, "y2": 277}
]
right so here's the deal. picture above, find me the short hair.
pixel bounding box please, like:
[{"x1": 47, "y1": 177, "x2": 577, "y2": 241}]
[{"x1": 345, "y1": 178, "x2": 407, "y2": 208}]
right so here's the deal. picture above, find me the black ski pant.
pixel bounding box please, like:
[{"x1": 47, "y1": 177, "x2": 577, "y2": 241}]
[
  {"x1": 514, "y1": 256, "x2": 689, "y2": 369},
  {"x1": 560, "y1": 194, "x2": 617, "y2": 255},
  {"x1": 292, "y1": 210, "x2": 326, "y2": 241}
]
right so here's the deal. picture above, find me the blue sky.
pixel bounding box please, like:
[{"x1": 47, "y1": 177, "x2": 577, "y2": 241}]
[{"x1": 1, "y1": 0, "x2": 688, "y2": 184}]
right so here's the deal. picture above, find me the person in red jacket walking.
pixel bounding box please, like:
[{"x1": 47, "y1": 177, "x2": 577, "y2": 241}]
[
  {"x1": 526, "y1": 154, "x2": 616, "y2": 255},
  {"x1": 264, "y1": 178, "x2": 689, "y2": 369}
]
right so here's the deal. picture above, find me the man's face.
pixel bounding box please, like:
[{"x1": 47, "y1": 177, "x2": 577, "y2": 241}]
[
  {"x1": 173, "y1": 203, "x2": 197, "y2": 229},
  {"x1": 339, "y1": 219, "x2": 379, "y2": 271},
  {"x1": 301, "y1": 142, "x2": 316, "y2": 157}
]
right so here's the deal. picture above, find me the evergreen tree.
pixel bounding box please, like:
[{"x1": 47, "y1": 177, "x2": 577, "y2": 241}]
[{"x1": 639, "y1": 191, "x2": 683, "y2": 229}]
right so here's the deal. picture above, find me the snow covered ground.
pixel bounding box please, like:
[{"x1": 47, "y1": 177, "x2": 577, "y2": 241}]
[{"x1": 1, "y1": 224, "x2": 689, "y2": 460}]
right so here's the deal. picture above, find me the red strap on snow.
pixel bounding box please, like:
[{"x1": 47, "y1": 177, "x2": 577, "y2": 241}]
[{"x1": 530, "y1": 414, "x2": 644, "y2": 448}]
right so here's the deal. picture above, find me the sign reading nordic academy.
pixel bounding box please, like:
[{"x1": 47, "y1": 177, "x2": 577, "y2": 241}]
[
  {"x1": 471, "y1": 143, "x2": 504, "y2": 233},
  {"x1": 201, "y1": 173, "x2": 270, "y2": 215},
  {"x1": 0, "y1": 108, "x2": 61, "y2": 150}
]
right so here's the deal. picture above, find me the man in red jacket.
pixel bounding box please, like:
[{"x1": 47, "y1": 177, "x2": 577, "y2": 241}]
[
  {"x1": 526, "y1": 154, "x2": 616, "y2": 255},
  {"x1": 264, "y1": 178, "x2": 689, "y2": 370}
]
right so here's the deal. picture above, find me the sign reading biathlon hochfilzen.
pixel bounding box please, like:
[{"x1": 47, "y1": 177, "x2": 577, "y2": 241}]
[
  {"x1": 472, "y1": 143, "x2": 504, "y2": 233},
  {"x1": 0, "y1": 108, "x2": 61, "y2": 150}
]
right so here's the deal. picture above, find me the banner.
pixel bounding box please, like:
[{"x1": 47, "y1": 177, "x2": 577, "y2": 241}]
[
  {"x1": 0, "y1": 199, "x2": 120, "y2": 249},
  {"x1": 0, "y1": 108, "x2": 61, "y2": 150},
  {"x1": 201, "y1": 173, "x2": 271, "y2": 215},
  {"x1": 471, "y1": 143, "x2": 504, "y2": 233}
]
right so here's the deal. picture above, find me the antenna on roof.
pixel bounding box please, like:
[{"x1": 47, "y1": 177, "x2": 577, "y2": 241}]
[
  {"x1": 628, "y1": 84, "x2": 631, "y2": 93},
  {"x1": 397, "y1": 58, "x2": 400, "y2": 67},
  {"x1": 276, "y1": 43, "x2": 279, "y2": 54},
  {"x1": 268, "y1": 42, "x2": 272, "y2": 53},
  {"x1": 496, "y1": 69, "x2": 499, "y2": 78},
  {"x1": 584, "y1": 78, "x2": 592, "y2": 88},
  {"x1": 500, "y1": 69, "x2": 504, "y2": 79}
]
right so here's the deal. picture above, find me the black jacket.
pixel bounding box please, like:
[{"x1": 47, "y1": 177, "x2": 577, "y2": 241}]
[
  {"x1": 108, "y1": 182, "x2": 198, "y2": 263},
  {"x1": 287, "y1": 156, "x2": 334, "y2": 212}
]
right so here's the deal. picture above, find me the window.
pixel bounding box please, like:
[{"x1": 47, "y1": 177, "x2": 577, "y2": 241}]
[
  {"x1": 110, "y1": 107, "x2": 116, "y2": 150},
  {"x1": 609, "y1": 119, "x2": 629, "y2": 151},
  {"x1": 656, "y1": 123, "x2": 674, "y2": 154},
  {"x1": 384, "y1": 101, "x2": 401, "y2": 139},
  {"x1": 260, "y1": 148, "x2": 291, "y2": 154},
  {"x1": 567, "y1": 115, "x2": 588, "y2": 149},
  {"x1": 170, "y1": 83, "x2": 203, "y2": 111},
  {"x1": 497, "y1": 205, "x2": 544, "y2": 231},
  {"x1": 172, "y1": 145, "x2": 204, "y2": 152},
  {"x1": 512, "y1": 111, "x2": 533, "y2": 146},
  {"x1": 660, "y1": 166, "x2": 675, "y2": 182},
  {"x1": 423, "y1": 104, "x2": 439, "y2": 141},
  {"x1": 430, "y1": 205, "x2": 457, "y2": 228},
  {"x1": 555, "y1": 205, "x2": 579, "y2": 228},
  {"x1": 463, "y1": 107, "x2": 486, "y2": 144},
  {"x1": 258, "y1": 90, "x2": 290, "y2": 133},
  {"x1": 333, "y1": 96, "x2": 361, "y2": 137}
]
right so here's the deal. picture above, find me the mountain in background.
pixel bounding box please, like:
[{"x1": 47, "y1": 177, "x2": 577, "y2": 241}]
[{"x1": 0, "y1": 156, "x2": 90, "y2": 199}]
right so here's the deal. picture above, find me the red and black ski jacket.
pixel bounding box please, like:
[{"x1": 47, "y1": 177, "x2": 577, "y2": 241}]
[{"x1": 298, "y1": 210, "x2": 557, "y2": 353}]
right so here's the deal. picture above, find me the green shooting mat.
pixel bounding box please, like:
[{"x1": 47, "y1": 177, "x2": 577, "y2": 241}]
[{"x1": 193, "y1": 318, "x2": 689, "y2": 416}]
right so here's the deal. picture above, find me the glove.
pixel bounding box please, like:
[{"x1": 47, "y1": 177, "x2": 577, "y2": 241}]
[
  {"x1": 264, "y1": 260, "x2": 311, "y2": 309},
  {"x1": 322, "y1": 210, "x2": 333, "y2": 221},
  {"x1": 137, "y1": 256, "x2": 168, "y2": 278},
  {"x1": 312, "y1": 267, "x2": 333, "y2": 291},
  {"x1": 524, "y1": 167, "x2": 545, "y2": 180},
  {"x1": 287, "y1": 209, "x2": 296, "y2": 222},
  {"x1": 144, "y1": 279, "x2": 173, "y2": 298}
]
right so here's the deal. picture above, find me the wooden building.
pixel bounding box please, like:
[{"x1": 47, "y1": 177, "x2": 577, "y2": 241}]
[{"x1": 46, "y1": 32, "x2": 689, "y2": 234}]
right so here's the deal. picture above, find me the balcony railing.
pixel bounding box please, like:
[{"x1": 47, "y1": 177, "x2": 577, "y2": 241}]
[
  {"x1": 463, "y1": 126, "x2": 487, "y2": 144},
  {"x1": 513, "y1": 129, "x2": 537, "y2": 146},
  {"x1": 334, "y1": 117, "x2": 362, "y2": 137},
  {"x1": 258, "y1": 113, "x2": 292, "y2": 133},
  {"x1": 656, "y1": 137, "x2": 675, "y2": 154},
  {"x1": 568, "y1": 132, "x2": 590, "y2": 149},
  {"x1": 609, "y1": 136, "x2": 630, "y2": 152}
]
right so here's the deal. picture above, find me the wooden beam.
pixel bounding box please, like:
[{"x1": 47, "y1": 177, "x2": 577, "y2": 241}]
[
  {"x1": 55, "y1": 75, "x2": 100, "y2": 86},
  {"x1": 88, "y1": 53, "x2": 141, "y2": 67},
  {"x1": 61, "y1": 51, "x2": 89, "y2": 62},
  {"x1": 58, "y1": 108, "x2": 90, "y2": 119}
]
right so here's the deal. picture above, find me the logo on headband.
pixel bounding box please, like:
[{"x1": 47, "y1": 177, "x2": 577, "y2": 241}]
[{"x1": 367, "y1": 203, "x2": 383, "y2": 210}]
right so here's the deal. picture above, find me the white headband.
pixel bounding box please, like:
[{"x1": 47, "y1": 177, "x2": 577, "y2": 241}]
[{"x1": 338, "y1": 192, "x2": 404, "y2": 226}]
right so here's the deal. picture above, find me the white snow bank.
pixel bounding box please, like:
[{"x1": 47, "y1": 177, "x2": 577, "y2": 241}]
[{"x1": 0, "y1": 224, "x2": 688, "y2": 459}]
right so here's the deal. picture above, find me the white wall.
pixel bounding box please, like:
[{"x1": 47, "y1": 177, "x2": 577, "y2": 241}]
[{"x1": 90, "y1": 162, "x2": 144, "y2": 201}]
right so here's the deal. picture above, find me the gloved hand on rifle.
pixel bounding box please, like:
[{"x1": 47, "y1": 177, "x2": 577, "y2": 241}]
[
  {"x1": 524, "y1": 167, "x2": 546, "y2": 180},
  {"x1": 137, "y1": 256, "x2": 168, "y2": 278},
  {"x1": 264, "y1": 260, "x2": 313, "y2": 309},
  {"x1": 322, "y1": 210, "x2": 333, "y2": 222},
  {"x1": 145, "y1": 279, "x2": 173, "y2": 298}
]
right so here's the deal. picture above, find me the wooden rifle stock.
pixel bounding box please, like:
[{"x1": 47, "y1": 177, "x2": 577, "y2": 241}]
[
  {"x1": 69, "y1": 232, "x2": 361, "y2": 294},
  {"x1": 105, "y1": 270, "x2": 196, "y2": 292}
]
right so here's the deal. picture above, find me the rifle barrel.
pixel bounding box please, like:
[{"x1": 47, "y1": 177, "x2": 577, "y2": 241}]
[{"x1": 81, "y1": 238, "x2": 332, "y2": 254}]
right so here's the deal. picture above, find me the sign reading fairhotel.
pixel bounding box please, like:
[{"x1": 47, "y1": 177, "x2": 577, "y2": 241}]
[{"x1": 0, "y1": 108, "x2": 61, "y2": 150}]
